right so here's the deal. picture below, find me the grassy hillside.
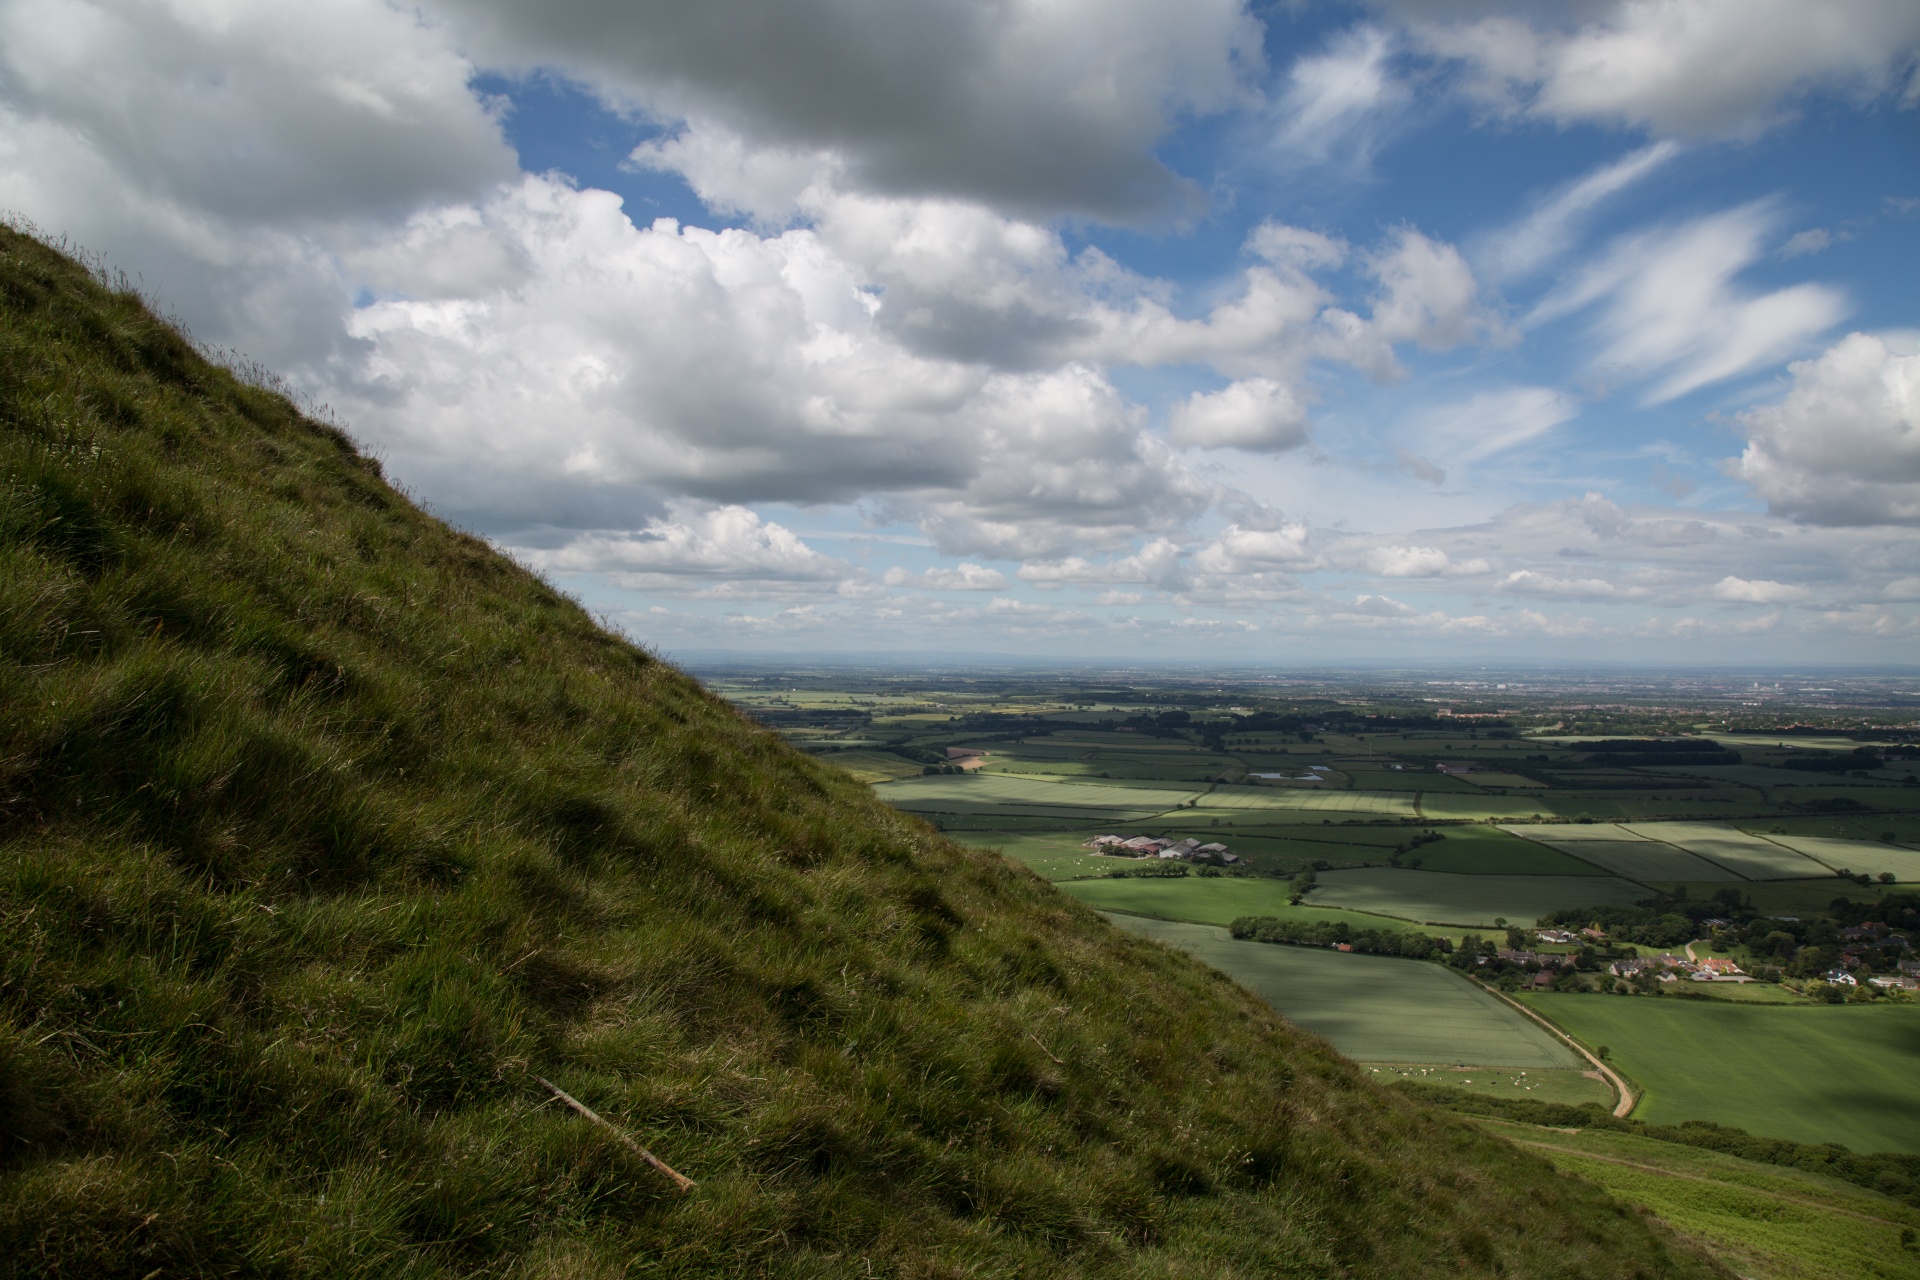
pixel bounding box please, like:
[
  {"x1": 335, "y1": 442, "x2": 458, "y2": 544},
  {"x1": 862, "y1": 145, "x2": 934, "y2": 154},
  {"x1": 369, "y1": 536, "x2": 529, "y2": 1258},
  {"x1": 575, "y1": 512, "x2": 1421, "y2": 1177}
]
[{"x1": 0, "y1": 225, "x2": 1723, "y2": 1278}]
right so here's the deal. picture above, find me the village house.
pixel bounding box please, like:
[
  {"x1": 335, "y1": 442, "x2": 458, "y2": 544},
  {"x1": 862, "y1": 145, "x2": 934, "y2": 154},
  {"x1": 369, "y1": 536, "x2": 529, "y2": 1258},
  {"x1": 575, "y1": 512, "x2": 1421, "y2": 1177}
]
[
  {"x1": 1824, "y1": 969, "x2": 1859, "y2": 987},
  {"x1": 1497, "y1": 950, "x2": 1573, "y2": 969},
  {"x1": 1869, "y1": 975, "x2": 1919, "y2": 990},
  {"x1": 1534, "y1": 929, "x2": 1579, "y2": 945}
]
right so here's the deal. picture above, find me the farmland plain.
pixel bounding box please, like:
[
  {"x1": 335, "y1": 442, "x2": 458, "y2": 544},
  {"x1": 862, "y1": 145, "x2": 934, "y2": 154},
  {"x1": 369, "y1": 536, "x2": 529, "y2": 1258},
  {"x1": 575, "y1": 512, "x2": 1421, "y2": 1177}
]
[{"x1": 712, "y1": 667, "x2": 1920, "y2": 1169}]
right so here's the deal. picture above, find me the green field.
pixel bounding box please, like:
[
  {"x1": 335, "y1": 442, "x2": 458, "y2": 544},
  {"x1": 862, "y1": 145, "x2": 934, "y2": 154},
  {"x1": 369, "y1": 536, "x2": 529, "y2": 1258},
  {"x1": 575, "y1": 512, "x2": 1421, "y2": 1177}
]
[
  {"x1": 1502, "y1": 824, "x2": 1741, "y2": 882},
  {"x1": 1060, "y1": 876, "x2": 1433, "y2": 934},
  {"x1": 1397, "y1": 825, "x2": 1614, "y2": 876},
  {"x1": 1763, "y1": 833, "x2": 1920, "y2": 881},
  {"x1": 1105, "y1": 917, "x2": 1578, "y2": 1067},
  {"x1": 1476, "y1": 1120, "x2": 1920, "y2": 1280},
  {"x1": 1521, "y1": 996, "x2": 1920, "y2": 1154},
  {"x1": 1618, "y1": 823, "x2": 1835, "y2": 880},
  {"x1": 1305, "y1": 867, "x2": 1648, "y2": 927}
]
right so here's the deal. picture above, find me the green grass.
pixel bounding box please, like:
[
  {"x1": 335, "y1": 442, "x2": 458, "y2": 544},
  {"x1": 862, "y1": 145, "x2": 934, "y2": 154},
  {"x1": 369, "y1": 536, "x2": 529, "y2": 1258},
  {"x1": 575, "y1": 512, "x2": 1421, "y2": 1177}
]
[
  {"x1": 0, "y1": 227, "x2": 1734, "y2": 1277},
  {"x1": 1103, "y1": 918, "x2": 1580, "y2": 1068},
  {"x1": 1521, "y1": 996, "x2": 1920, "y2": 1154},
  {"x1": 1477, "y1": 1120, "x2": 1920, "y2": 1280},
  {"x1": 1305, "y1": 868, "x2": 1648, "y2": 927}
]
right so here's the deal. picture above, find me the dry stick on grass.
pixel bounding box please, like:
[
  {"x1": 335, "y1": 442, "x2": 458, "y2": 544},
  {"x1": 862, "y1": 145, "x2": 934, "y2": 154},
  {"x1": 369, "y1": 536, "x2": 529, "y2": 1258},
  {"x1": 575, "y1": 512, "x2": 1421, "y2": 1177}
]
[{"x1": 536, "y1": 1076, "x2": 696, "y2": 1194}]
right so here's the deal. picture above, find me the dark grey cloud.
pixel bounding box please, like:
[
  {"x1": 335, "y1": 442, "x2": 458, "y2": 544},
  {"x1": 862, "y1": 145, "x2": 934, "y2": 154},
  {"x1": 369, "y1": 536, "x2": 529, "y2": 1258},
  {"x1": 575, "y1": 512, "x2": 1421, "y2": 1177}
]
[{"x1": 440, "y1": 0, "x2": 1262, "y2": 220}]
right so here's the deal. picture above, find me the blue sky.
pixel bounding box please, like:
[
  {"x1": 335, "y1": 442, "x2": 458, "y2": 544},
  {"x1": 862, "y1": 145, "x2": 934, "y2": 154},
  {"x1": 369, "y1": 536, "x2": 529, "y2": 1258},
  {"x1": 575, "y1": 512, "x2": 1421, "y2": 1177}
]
[{"x1": 3, "y1": 0, "x2": 1917, "y2": 662}]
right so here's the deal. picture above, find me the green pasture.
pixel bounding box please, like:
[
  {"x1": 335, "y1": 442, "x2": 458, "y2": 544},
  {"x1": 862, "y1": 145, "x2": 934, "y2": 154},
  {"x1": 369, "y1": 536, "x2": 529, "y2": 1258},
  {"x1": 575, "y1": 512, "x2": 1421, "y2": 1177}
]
[
  {"x1": 956, "y1": 832, "x2": 1117, "y2": 881},
  {"x1": 1619, "y1": 823, "x2": 1832, "y2": 880},
  {"x1": 1521, "y1": 996, "x2": 1920, "y2": 1155},
  {"x1": 1062, "y1": 877, "x2": 1429, "y2": 934},
  {"x1": 1104, "y1": 917, "x2": 1577, "y2": 1067},
  {"x1": 1480, "y1": 1121, "x2": 1920, "y2": 1280},
  {"x1": 1305, "y1": 867, "x2": 1647, "y2": 927},
  {"x1": 1370, "y1": 1064, "x2": 1612, "y2": 1107}
]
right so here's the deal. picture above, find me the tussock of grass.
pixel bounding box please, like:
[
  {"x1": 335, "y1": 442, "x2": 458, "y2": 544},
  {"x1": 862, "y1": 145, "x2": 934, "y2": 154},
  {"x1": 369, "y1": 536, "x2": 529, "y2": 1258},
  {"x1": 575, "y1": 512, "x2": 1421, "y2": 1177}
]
[{"x1": 0, "y1": 225, "x2": 1725, "y2": 1277}]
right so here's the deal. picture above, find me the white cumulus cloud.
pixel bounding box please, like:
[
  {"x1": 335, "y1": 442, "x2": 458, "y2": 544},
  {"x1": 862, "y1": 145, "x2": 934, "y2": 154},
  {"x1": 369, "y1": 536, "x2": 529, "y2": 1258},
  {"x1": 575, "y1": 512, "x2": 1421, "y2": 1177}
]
[{"x1": 1733, "y1": 331, "x2": 1920, "y2": 525}]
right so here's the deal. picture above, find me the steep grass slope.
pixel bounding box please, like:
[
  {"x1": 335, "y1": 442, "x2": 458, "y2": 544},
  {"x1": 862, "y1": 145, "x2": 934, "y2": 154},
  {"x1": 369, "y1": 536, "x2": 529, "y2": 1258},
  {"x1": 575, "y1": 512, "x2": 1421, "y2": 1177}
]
[{"x1": 0, "y1": 226, "x2": 1723, "y2": 1278}]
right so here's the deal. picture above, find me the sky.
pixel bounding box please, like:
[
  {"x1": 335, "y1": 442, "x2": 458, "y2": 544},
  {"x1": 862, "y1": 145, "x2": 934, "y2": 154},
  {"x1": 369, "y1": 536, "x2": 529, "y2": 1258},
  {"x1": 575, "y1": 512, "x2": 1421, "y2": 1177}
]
[{"x1": 2, "y1": 0, "x2": 1918, "y2": 664}]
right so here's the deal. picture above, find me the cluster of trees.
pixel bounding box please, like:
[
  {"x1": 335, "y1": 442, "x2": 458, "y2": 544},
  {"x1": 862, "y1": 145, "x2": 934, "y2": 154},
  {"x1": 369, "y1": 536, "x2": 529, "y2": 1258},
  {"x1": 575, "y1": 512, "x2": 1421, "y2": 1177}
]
[
  {"x1": 1571, "y1": 738, "x2": 1742, "y2": 767},
  {"x1": 1104, "y1": 861, "x2": 1189, "y2": 879},
  {"x1": 1541, "y1": 899, "x2": 1706, "y2": 949},
  {"x1": 1229, "y1": 915, "x2": 1453, "y2": 960},
  {"x1": 1778, "y1": 745, "x2": 1887, "y2": 773}
]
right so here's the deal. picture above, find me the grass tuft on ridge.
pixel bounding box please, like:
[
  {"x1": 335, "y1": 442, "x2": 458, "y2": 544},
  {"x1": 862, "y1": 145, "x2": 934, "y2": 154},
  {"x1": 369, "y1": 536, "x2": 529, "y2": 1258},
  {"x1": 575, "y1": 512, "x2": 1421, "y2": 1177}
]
[{"x1": 0, "y1": 224, "x2": 1725, "y2": 1278}]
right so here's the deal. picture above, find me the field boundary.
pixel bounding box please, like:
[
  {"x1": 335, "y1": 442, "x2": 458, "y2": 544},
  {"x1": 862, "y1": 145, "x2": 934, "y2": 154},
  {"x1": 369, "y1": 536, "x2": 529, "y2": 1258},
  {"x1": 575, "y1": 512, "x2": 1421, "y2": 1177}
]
[{"x1": 1484, "y1": 986, "x2": 1637, "y2": 1118}]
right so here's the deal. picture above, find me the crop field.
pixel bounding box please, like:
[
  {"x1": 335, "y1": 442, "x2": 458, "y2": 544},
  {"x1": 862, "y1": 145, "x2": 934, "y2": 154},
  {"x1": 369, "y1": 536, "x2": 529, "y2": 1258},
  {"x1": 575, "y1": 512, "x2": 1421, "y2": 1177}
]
[
  {"x1": 1617, "y1": 823, "x2": 1833, "y2": 880},
  {"x1": 1503, "y1": 826, "x2": 1742, "y2": 882},
  {"x1": 1477, "y1": 1120, "x2": 1920, "y2": 1280},
  {"x1": 1746, "y1": 814, "x2": 1920, "y2": 845},
  {"x1": 1395, "y1": 825, "x2": 1614, "y2": 875},
  {"x1": 1105, "y1": 917, "x2": 1578, "y2": 1067},
  {"x1": 1305, "y1": 867, "x2": 1647, "y2": 926},
  {"x1": 1521, "y1": 996, "x2": 1920, "y2": 1155},
  {"x1": 1762, "y1": 833, "x2": 1920, "y2": 881}
]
